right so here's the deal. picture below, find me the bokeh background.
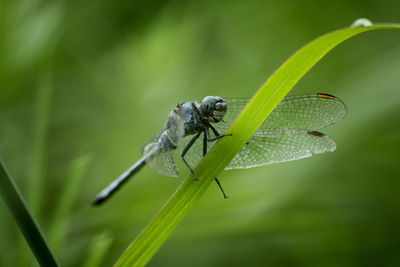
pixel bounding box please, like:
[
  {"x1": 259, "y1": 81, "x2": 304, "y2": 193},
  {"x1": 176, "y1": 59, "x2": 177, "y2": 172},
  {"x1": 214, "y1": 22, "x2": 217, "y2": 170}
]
[{"x1": 1, "y1": 0, "x2": 400, "y2": 266}]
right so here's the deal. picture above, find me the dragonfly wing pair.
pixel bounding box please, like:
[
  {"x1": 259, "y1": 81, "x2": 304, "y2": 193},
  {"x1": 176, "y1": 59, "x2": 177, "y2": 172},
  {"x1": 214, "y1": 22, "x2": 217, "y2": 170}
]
[{"x1": 183, "y1": 93, "x2": 347, "y2": 170}]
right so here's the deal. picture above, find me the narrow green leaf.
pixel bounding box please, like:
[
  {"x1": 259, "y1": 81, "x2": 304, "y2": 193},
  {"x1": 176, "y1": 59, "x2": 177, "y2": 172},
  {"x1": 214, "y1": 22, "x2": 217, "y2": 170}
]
[
  {"x1": 0, "y1": 159, "x2": 59, "y2": 267},
  {"x1": 115, "y1": 24, "x2": 400, "y2": 267},
  {"x1": 19, "y1": 59, "x2": 54, "y2": 267}
]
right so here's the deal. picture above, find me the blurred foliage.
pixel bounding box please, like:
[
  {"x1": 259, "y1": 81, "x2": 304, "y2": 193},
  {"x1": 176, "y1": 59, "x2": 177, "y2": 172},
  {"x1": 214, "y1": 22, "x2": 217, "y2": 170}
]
[{"x1": 1, "y1": 0, "x2": 400, "y2": 266}]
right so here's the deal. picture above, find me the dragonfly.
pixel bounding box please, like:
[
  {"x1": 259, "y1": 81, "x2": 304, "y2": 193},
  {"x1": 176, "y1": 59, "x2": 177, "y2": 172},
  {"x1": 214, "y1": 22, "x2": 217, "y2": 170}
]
[{"x1": 92, "y1": 93, "x2": 346, "y2": 205}]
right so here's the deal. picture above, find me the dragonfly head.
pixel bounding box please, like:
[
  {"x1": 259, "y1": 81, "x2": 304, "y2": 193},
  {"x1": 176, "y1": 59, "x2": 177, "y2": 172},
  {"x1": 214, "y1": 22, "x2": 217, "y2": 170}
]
[{"x1": 200, "y1": 96, "x2": 227, "y2": 123}]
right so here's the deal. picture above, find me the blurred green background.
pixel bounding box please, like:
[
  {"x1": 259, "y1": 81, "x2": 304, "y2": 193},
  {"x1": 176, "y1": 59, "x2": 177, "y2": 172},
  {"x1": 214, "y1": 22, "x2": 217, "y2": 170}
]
[{"x1": 1, "y1": 0, "x2": 400, "y2": 266}]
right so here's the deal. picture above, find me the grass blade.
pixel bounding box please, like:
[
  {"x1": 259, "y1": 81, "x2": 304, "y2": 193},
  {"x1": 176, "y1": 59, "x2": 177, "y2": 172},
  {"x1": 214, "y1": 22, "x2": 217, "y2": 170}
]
[
  {"x1": 0, "y1": 159, "x2": 59, "y2": 267},
  {"x1": 115, "y1": 23, "x2": 400, "y2": 267},
  {"x1": 18, "y1": 60, "x2": 54, "y2": 267}
]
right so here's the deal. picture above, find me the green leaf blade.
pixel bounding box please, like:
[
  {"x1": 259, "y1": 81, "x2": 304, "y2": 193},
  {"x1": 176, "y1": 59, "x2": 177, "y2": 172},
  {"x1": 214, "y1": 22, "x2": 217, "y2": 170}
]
[
  {"x1": 0, "y1": 159, "x2": 59, "y2": 267},
  {"x1": 115, "y1": 24, "x2": 400, "y2": 267}
]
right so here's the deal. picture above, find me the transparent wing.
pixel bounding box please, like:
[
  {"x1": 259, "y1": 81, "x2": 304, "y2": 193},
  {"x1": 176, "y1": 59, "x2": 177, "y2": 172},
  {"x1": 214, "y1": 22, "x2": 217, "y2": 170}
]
[
  {"x1": 216, "y1": 93, "x2": 347, "y2": 133},
  {"x1": 180, "y1": 129, "x2": 337, "y2": 170},
  {"x1": 157, "y1": 107, "x2": 185, "y2": 147},
  {"x1": 226, "y1": 130, "x2": 336, "y2": 169},
  {"x1": 166, "y1": 108, "x2": 185, "y2": 147},
  {"x1": 142, "y1": 141, "x2": 180, "y2": 178},
  {"x1": 262, "y1": 93, "x2": 346, "y2": 130}
]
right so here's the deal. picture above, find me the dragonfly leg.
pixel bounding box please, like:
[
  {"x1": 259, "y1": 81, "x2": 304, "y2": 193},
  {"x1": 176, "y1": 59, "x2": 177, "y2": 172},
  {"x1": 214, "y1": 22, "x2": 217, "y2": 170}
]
[
  {"x1": 181, "y1": 132, "x2": 201, "y2": 180},
  {"x1": 208, "y1": 124, "x2": 221, "y2": 137},
  {"x1": 203, "y1": 130, "x2": 228, "y2": 199},
  {"x1": 214, "y1": 178, "x2": 228, "y2": 199},
  {"x1": 205, "y1": 126, "x2": 232, "y2": 142},
  {"x1": 208, "y1": 124, "x2": 233, "y2": 140},
  {"x1": 203, "y1": 128, "x2": 207, "y2": 156}
]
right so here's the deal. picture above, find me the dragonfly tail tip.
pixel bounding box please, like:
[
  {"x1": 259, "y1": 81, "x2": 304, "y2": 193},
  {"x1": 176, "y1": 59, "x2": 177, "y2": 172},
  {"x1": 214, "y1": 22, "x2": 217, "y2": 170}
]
[{"x1": 92, "y1": 195, "x2": 106, "y2": 206}]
